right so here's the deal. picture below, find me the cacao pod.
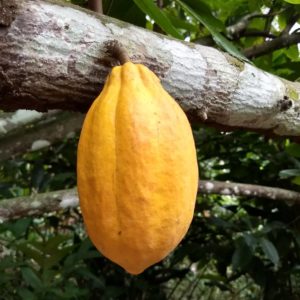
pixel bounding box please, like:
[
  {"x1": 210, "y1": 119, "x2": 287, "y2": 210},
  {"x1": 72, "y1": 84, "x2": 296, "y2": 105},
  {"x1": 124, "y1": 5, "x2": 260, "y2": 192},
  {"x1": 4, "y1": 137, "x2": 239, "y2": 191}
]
[{"x1": 77, "y1": 62, "x2": 198, "y2": 274}]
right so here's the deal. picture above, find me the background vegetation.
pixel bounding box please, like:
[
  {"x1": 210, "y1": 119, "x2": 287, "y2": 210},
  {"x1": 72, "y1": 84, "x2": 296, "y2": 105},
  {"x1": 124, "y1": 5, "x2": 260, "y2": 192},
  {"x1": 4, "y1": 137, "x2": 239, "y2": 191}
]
[{"x1": 1, "y1": 0, "x2": 300, "y2": 299}]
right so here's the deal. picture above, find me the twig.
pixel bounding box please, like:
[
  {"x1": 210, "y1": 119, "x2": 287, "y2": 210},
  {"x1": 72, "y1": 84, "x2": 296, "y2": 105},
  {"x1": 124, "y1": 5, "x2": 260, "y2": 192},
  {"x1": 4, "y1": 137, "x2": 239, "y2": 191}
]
[
  {"x1": 280, "y1": 13, "x2": 300, "y2": 36},
  {"x1": 292, "y1": 28, "x2": 300, "y2": 34},
  {"x1": 243, "y1": 11, "x2": 300, "y2": 58},
  {"x1": 226, "y1": 12, "x2": 276, "y2": 39},
  {"x1": 226, "y1": 8, "x2": 286, "y2": 40},
  {"x1": 0, "y1": 181, "x2": 300, "y2": 222},
  {"x1": 264, "y1": 4, "x2": 275, "y2": 33}
]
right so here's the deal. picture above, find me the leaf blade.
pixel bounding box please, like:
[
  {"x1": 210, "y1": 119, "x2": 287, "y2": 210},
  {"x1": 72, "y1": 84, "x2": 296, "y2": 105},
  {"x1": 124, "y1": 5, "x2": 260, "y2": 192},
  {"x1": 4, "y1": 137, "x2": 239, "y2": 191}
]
[
  {"x1": 175, "y1": 0, "x2": 250, "y2": 62},
  {"x1": 259, "y1": 238, "x2": 280, "y2": 267},
  {"x1": 133, "y1": 0, "x2": 183, "y2": 39}
]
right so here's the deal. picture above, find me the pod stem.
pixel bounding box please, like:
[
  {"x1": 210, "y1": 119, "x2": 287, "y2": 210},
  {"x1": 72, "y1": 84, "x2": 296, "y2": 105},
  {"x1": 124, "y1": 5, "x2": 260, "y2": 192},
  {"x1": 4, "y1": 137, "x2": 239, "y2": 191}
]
[{"x1": 105, "y1": 40, "x2": 131, "y2": 65}]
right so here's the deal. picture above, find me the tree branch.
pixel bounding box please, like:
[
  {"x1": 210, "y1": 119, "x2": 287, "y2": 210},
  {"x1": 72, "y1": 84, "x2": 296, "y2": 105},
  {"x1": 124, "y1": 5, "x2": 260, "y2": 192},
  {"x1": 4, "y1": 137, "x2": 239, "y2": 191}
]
[
  {"x1": 226, "y1": 10, "x2": 285, "y2": 40},
  {"x1": 243, "y1": 32, "x2": 300, "y2": 59},
  {"x1": 0, "y1": 0, "x2": 300, "y2": 138},
  {"x1": 199, "y1": 180, "x2": 300, "y2": 204},
  {"x1": 0, "y1": 111, "x2": 83, "y2": 161},
  {"x1": 196, "y1": 30, "x2": 277, "y2": 46},
  {"x1": 239, "y1": 30, "x2": 277, "y2": 39},
  {"x1": 1, "y1": 181, "x2": 300, "y2": 222},
  {"x1": 0, "y1": 189, "x2": 79, "y2": 223},
  {"x1": 226, "y1": 12, "x2": 271, "y2": 39},
  {"x1": 0, "y1": 110, "x2": 58, "y2": 138}
]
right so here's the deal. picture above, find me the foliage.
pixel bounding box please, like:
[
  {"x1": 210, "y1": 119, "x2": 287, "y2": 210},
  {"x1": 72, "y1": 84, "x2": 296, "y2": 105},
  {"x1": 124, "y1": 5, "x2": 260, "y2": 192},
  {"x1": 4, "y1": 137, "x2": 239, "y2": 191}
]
[
  {"x1": 1, "y1": 0, "x2": 300, "y2": 299},
  {"x1": 1, "y1": 129, "x2": 300, "y2": 299}
]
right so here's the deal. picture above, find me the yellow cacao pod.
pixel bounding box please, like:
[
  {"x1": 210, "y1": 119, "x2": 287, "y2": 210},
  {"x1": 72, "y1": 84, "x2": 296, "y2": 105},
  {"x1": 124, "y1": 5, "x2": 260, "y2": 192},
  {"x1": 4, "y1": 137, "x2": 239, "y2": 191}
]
[{"x1": 77, "y1": 62, "x2": 198, "y2": 275}]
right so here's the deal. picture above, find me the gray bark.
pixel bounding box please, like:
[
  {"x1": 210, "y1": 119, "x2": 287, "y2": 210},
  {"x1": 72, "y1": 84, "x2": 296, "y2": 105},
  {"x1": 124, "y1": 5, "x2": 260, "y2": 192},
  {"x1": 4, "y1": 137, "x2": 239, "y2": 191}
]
[
  {"x1": 1, "y1": 180, "x2": 300, "y2": 222},
  {"x1": 0, "y1": 111, "x2": 83, "y2": 161},
  {"x1": 199, "y1": 180, "x2": 299, "y2": 205},
  {"x1": 0, "y1": 0, "x2": 299, "y2": 137},
  {"x1": 0, "y1": 110, "x2": 57, "y2": 138}
]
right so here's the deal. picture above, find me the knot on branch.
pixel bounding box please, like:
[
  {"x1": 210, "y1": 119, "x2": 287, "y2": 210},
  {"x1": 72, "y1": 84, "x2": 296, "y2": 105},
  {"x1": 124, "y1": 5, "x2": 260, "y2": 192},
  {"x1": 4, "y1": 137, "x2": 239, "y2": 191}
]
[
  {"x1": 104, "y1": 40, "x2": 131, "y2": 65},
  {"x1": 278, "y1": 96, "x2": 293, "y2": 112}
]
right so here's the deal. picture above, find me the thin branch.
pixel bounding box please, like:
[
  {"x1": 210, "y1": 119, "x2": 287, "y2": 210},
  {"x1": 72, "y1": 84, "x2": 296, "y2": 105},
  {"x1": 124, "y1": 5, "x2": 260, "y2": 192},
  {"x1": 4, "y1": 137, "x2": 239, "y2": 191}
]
[
  {"x1": 197, "y1": 30, "x2": 277, "y2": 46},
  {"x1": 88, "y1": 0, "x2": 103, "y2": 14},
  {"x1": 264, "y1": 4, "x2": 276, "y2": 33},
  {"x1": 157, "y1": 0, "x2": 164, "y2": 9},
  {"x1": 242, "y1": 10, "x2": 300, "y2": 58},
  {"x1": 1, "y1": 181, "x2": 300, "y2": 222},
  {"x1": 243, "y1": 32, "x2": 300, "y2": 59},
  {"x1": 226, "y1": 11, "x2": 281, "y2": 39},
  {"x1": 238, "y1": 29, "x2": 277, "y2": 39},
  {"x1": 292, "y1": 28, "x2": 300, "y2": 34},
  {"x1": 280, "y1": 13, "x2": 300, "y2": 36},
  {"x1": 226, "y1": 13, "x2": 264, "y2": 39}
]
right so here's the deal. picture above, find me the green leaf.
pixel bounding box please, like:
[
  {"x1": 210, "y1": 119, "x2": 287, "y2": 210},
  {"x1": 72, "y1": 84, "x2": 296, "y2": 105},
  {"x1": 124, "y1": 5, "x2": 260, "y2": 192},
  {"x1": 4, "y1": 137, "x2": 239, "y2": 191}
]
[
  {"x1": 103, "y1": 286, "x2": 126, "y2": 299},
  {"x1": 16, "y1": 242, "x2": 44, "y2": 267},
  {"x1": 64, "y1": 238, "x2": 100, "y2": 269},
  {"x1": 243, "y1": 233, "x2": 258, "y2": 251},
  {"x1": 292, "y1": 176, "x2": 300, "y2": 185},
  {"x1": 44, "y1": 234, "x2": 70, "y2": 254},
  {"x1": 198, "y1": 274, "x2": 227, "y2": 282},
  {"x1": 283, "y1": 0, "x2": 300, "y2": 4},
  {"x1": 43, "y1": 247, "x2": 74, "y2": 269},
  {"x1": 260, "y1": 222, "x2": 286, "y2": 234},
  {"x1": 279, "y1": 169, "x2": 300, "y2": 178},
  {"x1": 259, "y1": 238, "x2": 280, "y2": 267},
  {"x1": 31, "y1": 164, "x2": 46, "y2": 191},
  {"x1": 175, "y1": 0, "x2": 250, "y2": 62},
  {"x1": 292, "y1": 231, "x2": 300, "y2": 248},
  {"x1": 285, "y1": 45, "x2": 300, "y2": 62},
  {"x1": 103, "y1": 0, "x2": 146, "y2": 27},
  {"x1": 164, "y1": 11, "x2": 197, "y2": 31},
  {"x1": 8, "y1": 218, "x2": 31, "y2": 238},
  {"x1": 21, "y1": 267, "x2": 43, "y2": 290},
  {"x1": 17, "y1": 288, "x2": 38, "y2": 300},
  {"x1": 76, "y1": 269, "x2": 105, "y2": 289},
  {"x1": 232, "y1": 241, "x2": 253, "y2": 271},
  {"x1": 0, "y1": 255, "x2": 16, "y2": 270},
  {"x1": 181, "y1": 0, "x2": 224, "y2": 31},
  {"x1": 248, "y1": 257, "x2": 267, "y2": 286},
  {"x1": 286, "y1": 143, "x2": 300, "y2": 158},
  {"x1": 133, "y1": 0, "x2": 183, "y2": 39}
]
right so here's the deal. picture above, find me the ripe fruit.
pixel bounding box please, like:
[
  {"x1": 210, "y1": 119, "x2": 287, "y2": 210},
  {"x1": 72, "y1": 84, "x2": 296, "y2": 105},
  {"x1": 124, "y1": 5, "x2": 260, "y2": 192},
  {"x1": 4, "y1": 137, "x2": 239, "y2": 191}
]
[{"x1": 77, "y1": 61, "x2": 198, "y2": 275}]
